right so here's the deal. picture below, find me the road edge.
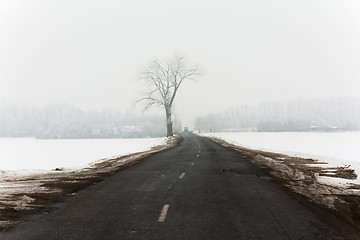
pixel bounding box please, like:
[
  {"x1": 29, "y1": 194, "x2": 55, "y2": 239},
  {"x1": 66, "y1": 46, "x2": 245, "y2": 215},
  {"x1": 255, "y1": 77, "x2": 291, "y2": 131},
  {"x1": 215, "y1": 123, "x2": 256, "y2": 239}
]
[
  {"x1": 0, "y1": 135, "x2": 182, "y2": 231},
  {"x1": 204, "y1": 135, "x2": 360, "y2": 234}
]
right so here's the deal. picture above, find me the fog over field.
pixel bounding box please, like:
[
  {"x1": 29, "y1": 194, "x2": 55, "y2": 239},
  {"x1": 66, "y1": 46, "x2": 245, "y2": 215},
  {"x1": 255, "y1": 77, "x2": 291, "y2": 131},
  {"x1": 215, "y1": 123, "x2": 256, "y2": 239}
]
[
  {"x1": 1, "y1": 1, "x2": 360, "y2": 134},
  {"x1": 2, "y1": 4, "x2": 360, "y2": 231},
  {"x1": 195, "y1": 98, "x2": 360, "y2": 132}
]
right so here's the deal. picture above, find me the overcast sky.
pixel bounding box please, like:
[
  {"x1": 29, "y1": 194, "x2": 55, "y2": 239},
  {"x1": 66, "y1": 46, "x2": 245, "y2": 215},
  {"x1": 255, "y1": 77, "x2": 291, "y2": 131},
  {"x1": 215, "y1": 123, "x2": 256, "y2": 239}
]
[{"x1": 1, "y1": 0, "x2": 360, "y2": 127}]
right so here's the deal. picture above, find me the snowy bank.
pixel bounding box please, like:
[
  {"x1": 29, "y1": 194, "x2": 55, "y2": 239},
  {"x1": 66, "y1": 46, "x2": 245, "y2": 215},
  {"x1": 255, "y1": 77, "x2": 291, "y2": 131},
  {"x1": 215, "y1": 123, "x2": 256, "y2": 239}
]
[
  {"x1": 0, "y1": 136, "x2": 179, "y2": 230},
  {"x1": 203, "y1": 135, "x2": 360, "y2": 228},
  {"x1": 201, "y1": 132, "x2": 360, "y2": 186}
]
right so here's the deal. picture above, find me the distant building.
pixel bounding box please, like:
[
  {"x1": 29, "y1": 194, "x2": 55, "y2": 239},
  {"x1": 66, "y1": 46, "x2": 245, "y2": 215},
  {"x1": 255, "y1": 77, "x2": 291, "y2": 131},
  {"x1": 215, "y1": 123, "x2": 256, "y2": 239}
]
[
  {"x1": 91, "y1": 129, "x2": 102, "y2": 136},
  {"x1": 121, "y1": 125, "x2": 143, "y2": 133}
]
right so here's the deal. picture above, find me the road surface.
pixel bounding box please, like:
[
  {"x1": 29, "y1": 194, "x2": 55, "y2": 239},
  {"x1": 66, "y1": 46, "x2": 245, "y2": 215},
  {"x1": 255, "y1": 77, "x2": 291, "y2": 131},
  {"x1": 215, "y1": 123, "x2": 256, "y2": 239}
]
[{"x1": 1, "y1": 133, "x2": 355, "y2": 239}]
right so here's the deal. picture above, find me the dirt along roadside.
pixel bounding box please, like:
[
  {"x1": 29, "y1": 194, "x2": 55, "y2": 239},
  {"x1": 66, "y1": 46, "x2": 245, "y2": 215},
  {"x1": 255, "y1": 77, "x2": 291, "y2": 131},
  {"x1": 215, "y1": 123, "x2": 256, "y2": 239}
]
[
  {"x1": 206, "y1": 136, "x2": 360, "y2": 231},
  {"x1": 0, "y1": 136, "x2": 181, "y2": 230}
]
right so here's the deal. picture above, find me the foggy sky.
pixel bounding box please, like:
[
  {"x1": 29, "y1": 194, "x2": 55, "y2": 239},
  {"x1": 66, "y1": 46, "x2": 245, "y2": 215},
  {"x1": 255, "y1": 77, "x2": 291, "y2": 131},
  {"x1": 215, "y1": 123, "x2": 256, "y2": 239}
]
[{"x1": 1, "y1": 0, "x2": 360, "y2": 127}]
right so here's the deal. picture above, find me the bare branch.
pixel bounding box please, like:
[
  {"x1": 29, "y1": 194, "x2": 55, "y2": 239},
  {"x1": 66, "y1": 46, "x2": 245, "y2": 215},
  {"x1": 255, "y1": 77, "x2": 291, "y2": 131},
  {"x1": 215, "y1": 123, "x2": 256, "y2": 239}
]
[{"x1": 136, "y1": 55, "x2": 200, "y2": 136}]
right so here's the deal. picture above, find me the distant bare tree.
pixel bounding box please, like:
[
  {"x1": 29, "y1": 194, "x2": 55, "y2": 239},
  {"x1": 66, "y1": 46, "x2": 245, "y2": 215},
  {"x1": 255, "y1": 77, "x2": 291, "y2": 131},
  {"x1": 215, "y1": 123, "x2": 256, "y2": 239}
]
[{"x1": 138, "y1": 55, "x2": 199, "y2": 137}]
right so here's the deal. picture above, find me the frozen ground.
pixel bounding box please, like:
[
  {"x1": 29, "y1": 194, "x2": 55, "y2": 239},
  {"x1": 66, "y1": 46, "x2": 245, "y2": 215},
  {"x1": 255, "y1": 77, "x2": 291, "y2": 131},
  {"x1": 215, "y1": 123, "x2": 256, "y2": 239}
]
[
  {"x1": 201, "y1": 132, "x2": 360, "y2": 182},
  {"x1": 0, "y1": 137, "x2": 166, "y2": 172}
]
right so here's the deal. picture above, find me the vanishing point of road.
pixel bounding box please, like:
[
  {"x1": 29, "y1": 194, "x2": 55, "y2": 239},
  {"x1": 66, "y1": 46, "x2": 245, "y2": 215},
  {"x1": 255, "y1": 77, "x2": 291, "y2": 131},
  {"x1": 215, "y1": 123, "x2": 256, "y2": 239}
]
[{"x1": 1, "y1": 133, "x2": 357, "y2": 239}]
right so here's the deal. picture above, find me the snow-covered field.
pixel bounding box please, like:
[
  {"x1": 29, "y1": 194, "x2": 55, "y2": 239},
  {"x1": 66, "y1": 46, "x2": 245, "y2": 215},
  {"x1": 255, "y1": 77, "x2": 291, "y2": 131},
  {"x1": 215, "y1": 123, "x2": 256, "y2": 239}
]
[
  {"x1": 201, "y1": 132, "x2": 360, "y2": 177},
  {"x1": 0, "y1": 137, "x2": 166, "y2": 172},
  {"x1": 0, "y1": 136, "x2": 173, "y2": 229}
]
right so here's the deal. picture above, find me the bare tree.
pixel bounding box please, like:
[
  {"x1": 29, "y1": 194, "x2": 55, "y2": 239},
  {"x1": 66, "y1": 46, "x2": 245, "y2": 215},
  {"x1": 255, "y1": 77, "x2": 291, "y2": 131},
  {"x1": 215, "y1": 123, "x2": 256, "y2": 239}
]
[{"x1": 138, "y1": 55, "x2": 199, "y2": 137}]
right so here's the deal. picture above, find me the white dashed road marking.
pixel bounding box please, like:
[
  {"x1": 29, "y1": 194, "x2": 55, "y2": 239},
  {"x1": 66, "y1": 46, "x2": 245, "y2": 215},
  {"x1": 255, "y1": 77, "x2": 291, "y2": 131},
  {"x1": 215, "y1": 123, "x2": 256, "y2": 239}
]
[
  {"x1": 179, "y1": 173, "x2": 186, "y2": 179},
  {"x1": 158, "y1": 204, "x2": 170, "y2": 222}
]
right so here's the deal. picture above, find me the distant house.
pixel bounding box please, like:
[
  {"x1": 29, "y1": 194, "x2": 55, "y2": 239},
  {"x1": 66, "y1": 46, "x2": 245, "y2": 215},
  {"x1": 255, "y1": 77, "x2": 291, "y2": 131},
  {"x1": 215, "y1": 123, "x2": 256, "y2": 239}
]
[
  {"x1": 121, "y1": 125, "x2": 143, "y2": 133},
  {"x1": 91, "y1": 128, "x2": 102, "y2": 136},
  {"x1": 112, "y1": 127, "x2": 120, "y2": 135},
  {"x1": 309, "y1": 125, "x2": 341, "y2": 132}
]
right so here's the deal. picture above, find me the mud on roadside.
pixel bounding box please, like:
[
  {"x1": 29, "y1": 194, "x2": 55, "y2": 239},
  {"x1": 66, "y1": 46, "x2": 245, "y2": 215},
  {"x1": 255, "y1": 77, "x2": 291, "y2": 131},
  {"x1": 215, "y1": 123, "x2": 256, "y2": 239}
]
[
  {"x1": 0, "y1": 136, "x2": 181, "y2": 230},
  {"x1": 208, "y1": 137, "x2": 360, "y2": 230}
]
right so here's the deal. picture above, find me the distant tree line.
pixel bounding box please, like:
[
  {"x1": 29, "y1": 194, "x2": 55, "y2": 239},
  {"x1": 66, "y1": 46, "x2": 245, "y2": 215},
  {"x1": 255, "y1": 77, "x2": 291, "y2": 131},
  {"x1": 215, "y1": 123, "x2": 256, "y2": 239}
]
[
  {"x1": 0, "y1": 103, "x2": 181, "y2": 138},
  {"x1": 195, "y1": 98, "x2": 360, "y2": 132}
]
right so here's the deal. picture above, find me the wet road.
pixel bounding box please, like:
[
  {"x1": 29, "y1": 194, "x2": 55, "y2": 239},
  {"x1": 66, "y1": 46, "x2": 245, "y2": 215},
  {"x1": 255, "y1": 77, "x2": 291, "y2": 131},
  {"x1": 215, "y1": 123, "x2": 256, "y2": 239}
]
[{"x1": 1, "y1": 133, "x2": 348, "y2": 239}]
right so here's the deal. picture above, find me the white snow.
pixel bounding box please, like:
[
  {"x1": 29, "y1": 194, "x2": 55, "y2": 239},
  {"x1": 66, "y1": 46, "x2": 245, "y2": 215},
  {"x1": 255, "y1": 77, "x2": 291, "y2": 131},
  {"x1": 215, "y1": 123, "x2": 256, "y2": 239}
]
[
  {"x1": 316, "y1": 175, "x2": 358, "y2": 188},
  {"x1": 201, "y1": 132, "x2": 360, "y2": 183},
  {"x1": 0, "y1": 137, "x2": 166, "y2": 172}
]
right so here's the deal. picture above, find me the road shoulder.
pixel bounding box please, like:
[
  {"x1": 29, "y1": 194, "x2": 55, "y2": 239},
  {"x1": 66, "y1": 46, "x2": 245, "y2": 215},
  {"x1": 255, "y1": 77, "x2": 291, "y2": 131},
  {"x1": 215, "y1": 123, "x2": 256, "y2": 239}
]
[
  {"x1": 205, "y1": 136, "x2": 360, "y2": 237},
  {"x1": 0, "y1": 136, "x2": 181, "y2": 230}
]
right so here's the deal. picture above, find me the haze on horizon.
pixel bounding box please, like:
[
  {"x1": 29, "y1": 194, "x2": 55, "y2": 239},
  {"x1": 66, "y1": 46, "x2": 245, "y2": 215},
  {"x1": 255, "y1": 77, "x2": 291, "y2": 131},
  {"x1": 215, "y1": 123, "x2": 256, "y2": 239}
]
[{"x1": 1, "y1": 0, "x2": 360, "y2": 128}]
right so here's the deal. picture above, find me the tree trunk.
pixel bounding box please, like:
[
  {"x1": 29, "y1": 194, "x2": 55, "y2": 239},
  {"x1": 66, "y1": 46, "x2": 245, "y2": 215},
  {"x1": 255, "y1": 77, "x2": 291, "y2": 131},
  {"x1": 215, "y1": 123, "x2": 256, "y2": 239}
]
[{"x1": 165, "y1": 107, "x2": 173, "y2": 137}]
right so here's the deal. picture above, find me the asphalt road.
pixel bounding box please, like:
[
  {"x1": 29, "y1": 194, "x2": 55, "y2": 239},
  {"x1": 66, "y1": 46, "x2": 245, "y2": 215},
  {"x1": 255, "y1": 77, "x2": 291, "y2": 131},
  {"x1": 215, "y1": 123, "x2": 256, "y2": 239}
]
[{"x1": 0, "y1": 133, "x2": 352, "y2": 239}]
